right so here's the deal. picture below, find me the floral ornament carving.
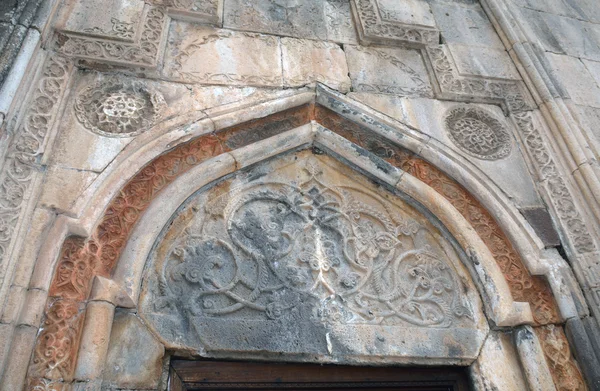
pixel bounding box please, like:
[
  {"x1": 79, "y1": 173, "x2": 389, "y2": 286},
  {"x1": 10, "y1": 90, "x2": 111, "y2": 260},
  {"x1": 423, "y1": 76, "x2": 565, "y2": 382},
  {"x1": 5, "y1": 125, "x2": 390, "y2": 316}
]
[
  {"x1": 74, "y1": 78, "x2": 166, "y2": 137},
  {"x1": 426, "y1": 45, "x2": 531, "y2": 113},
  {"x1": 0, "y1": 56, "x2": 71, "y2": 293},
  {"x1": 512, "y1": 112, "x2": 596, "y2": 255},
  {"x1": 444, "y1": 106, "x2": 512, "y2": 160},
  {"x1": 314, "y1": 106, "x2": 560, "y2": 325},
  {"x1": 55, "y1": 6, "x2": 167, "y2": 67},
  {"x1": 535, "y1": 325, "x2": 586, "y2": 391},
  {"x1": 150, "y1": 159, "x2": 474, "y2": 327},
  {"x1": 29, "y1": 300, "x2": 85, "y2": 381},
  {"x1": 350, "y1": 0, "x2": 439, "y2": 46}
]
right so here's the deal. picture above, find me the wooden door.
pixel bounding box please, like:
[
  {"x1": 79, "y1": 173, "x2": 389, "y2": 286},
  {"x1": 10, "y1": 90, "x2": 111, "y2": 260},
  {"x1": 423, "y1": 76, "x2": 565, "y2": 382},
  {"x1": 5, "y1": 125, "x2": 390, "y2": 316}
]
[{"x1": 169, "y1": 360, "x2": 471, "y2": 391}]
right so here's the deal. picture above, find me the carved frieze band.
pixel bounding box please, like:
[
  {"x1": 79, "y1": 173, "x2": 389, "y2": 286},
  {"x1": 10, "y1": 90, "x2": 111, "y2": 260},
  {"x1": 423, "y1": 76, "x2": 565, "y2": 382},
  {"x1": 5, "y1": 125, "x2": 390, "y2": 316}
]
[
  {"x1": 350, "y1": 0, "x2": 439, "y2": 47},
  {"x1": 426, "y1": 45, "x2": 532, "y2": 113},
  {"x1": 512, "y1": 112, "x2": 596, "y2": 256},
  {"x1": 55, "y1": 6, "x2": 168, "y2": 67},
  {"x1": 0, "y1": 56, "x2": 72, "y2": 297}
]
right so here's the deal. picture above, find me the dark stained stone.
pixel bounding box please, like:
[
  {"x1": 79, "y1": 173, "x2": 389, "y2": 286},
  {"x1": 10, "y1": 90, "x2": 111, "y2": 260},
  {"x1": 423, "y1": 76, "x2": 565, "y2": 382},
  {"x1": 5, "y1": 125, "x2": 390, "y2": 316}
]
[{"x1": 520, "y1": 207, "x2": 561, "y2": 247}]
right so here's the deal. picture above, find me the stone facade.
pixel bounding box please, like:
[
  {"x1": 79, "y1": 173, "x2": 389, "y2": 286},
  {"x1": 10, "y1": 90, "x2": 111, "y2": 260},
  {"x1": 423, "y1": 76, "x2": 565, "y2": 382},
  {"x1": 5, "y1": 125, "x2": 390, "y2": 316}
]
[{"x1": 0, "y1": 0, "x2": 598, "y2": 390}]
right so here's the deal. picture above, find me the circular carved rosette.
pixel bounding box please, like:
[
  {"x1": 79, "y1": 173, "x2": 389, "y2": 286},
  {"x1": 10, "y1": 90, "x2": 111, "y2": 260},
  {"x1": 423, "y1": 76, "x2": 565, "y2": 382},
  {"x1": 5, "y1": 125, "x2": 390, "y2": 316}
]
[
  {"x1": 443, "y1": 106, "x2": 512, "y2": 160},
  {"x1": 74, "y1": 77, "x2": 166, "y2": 137}
]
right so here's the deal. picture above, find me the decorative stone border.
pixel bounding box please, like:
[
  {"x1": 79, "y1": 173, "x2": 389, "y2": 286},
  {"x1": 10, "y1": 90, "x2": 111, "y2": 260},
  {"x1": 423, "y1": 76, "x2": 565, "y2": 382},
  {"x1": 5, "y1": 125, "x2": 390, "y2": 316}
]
[
  {"x1": 349, "y1": 0, "x2": 439, "y2": 47},
  {"x1": 425, "y1": 45, "x2": 533, "y2": 113},
  {"x1": 26, "y1": 90, "x2": 565, "y2": 388}
]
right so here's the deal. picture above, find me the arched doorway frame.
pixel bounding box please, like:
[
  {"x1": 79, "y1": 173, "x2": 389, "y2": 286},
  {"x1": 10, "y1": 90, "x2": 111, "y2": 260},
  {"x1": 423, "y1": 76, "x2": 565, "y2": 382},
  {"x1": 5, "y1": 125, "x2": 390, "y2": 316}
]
[{"x1": 20, "y1": 84, "x2": 583, "y2": 390}]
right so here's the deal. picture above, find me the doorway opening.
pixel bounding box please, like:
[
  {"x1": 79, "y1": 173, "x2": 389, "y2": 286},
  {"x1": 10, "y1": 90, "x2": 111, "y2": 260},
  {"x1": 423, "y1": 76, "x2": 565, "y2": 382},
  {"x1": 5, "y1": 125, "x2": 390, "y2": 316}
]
[{"x1": 168, "y1": 360, "x2": 471, "y2": 390}]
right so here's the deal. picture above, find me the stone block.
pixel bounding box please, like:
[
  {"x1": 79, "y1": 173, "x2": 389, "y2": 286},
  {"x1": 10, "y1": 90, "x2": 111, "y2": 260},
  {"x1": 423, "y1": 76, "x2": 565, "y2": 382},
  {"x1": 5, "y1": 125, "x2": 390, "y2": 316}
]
[
  {"x1": 345, "y1": 45, "x2": 433, "y2": 97},
  {"x1": 448, "y1": 44, "x2": 521, "y2": 80},
  {"x1": 515, "y1": 7, "x2": 600, "y2": 62},
  {"x1": 39, "y1": 166, "x2": 98, "y2": 213},
  {"x1": 347, "y1": 92, "x2": 416, "y2": 127},
  {"x1": 546, "y1": 53, "x2": 600, "y2": 108},
  {"x1": 324, "y1": 0, "x2": 358, "y2": 44},
  {"x1": 376, "y1": 0, "x2": 435, "y2": 28},
  {"x1": 61, "y1": 0, "x2": 145, "y2": 42},
  {"x1": 223, "y1": 0, "x2": 327, "y2": 40},
  {"x1": 163, "y1": 22, "x2": 283, "y2": 87},
  {"x1": 281, "y1": 37, "x2": 350, "y2": 92},
  {"x1": 103, "y1": 310, "x2": 164, "y2": 390},
  {"x1": 520, "y1": 207, "x2": 561, "y2": 247},
  {"x1": 471, "y1": 331, "x2": 529, "y2": 391},
  {"x1": 430, "y1": 2, "x2": 504, "y2": 48}
]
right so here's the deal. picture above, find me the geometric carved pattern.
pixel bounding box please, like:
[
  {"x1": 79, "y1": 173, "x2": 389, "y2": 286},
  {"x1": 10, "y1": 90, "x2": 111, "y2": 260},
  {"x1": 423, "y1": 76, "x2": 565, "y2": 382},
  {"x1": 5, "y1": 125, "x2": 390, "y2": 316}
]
[
  {"x1": 314, "y1": 106, "x2": 560, "y2": 325},
  {"x1": 444, "y1": 106, "x2": 512, "y2": 160},
  {"x1": 350, "y1": 0, "x2": 439, "y2": 47},
  {"x1": 535, "y1": 325, "x2": 587, "y2": 391},
  {"x1": 74, "y1": 77, "x2": 166, "y2": 137},
  {"x1": 426, "y1": 45, "x2": 532, "y2": 113}
]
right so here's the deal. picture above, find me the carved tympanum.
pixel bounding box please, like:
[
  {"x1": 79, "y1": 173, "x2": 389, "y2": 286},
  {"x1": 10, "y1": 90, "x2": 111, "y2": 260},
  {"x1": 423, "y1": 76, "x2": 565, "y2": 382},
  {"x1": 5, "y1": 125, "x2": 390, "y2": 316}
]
[
  {"x1": 74, "y1": 77, "x2": 166, "y2": 137},
  {"x1": 141, "y1": 153, "x2": 485, "y2": 361},
  {"x1": 444, "y1": 106, "x2": 512, "y2": 160}
]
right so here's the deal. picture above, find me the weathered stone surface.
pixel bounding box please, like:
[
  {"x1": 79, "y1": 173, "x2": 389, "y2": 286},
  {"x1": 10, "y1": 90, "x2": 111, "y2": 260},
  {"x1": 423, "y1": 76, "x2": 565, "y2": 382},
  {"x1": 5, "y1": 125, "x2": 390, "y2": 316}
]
[
  {"x1": 471, "y1": 331, "x2": 529, "y2": 390},
  {"x1": 324, "y1": 0, "x2": 358, "y2": 44},
  {"x1": 380, "y1": 0, "x2": 435, "y2": 27},
  {"x1": 103, "y1": 310, "x2": 164, "y2": 389},
  {"x1": 514, "y1": 5, "x2": 600, "y2": 62},
  {"x1": 431, "y1": 2, "x2": 504, "y2": 48},
  {"x1": 38, "y1": 166, "x2": 98, "y2": 213},
  {"x1": 281, "y1": 37, "x2": 350, "y2": 91},
  {"x1": 223, "y1": 0, "x2": 327, "y2": 40},
  {"x1": 345, "y1": 94, "x2": 543, "y2": 208},
  {"x1": 448, "y1": 44, "x2": 521, "y2": 80},
  {"x1": 546, "y1": 53, "x2": 600, "y2": 108},
  {"x1": 345, "y1": 45, "x2": 433, "y2": 97},
  {"x1": 61, "y1": 0, "x2": 145, "y2": 41},
  {"x1": 140, "y1": 151, "x2": 487, "y2": 364},
  {"x1": 163, "y1": 23, "x2": 283, "y2": 87},
  {"x1": 350, "y1": 0, "x2": 439, "y2": 47}
]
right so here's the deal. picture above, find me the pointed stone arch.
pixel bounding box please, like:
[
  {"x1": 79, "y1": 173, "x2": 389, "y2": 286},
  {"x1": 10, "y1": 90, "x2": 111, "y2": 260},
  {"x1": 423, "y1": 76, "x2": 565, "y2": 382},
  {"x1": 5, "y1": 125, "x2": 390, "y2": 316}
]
[{"x1": 22, "y1": 84, "x2": 579, "y2": 389}]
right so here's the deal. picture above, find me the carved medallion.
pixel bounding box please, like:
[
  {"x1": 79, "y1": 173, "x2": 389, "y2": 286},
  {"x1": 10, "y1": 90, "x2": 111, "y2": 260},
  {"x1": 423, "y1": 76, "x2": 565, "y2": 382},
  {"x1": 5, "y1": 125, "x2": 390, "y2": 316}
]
[
  {"x1": 74, "y1": 78, "x2": 166, "y2": 137},
  {"x1": 141, "y1": 152, "x2": 486, "y2": 362},
  {"x1": 444, "y1": 106, "x2": 512, "y2": 160}
]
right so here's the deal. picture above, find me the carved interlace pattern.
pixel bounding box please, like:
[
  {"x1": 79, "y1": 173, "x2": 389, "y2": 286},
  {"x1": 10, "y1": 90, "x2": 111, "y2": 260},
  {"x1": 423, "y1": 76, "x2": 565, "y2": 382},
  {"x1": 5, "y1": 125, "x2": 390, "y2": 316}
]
[
  {"x1": 0, "y1": 56, "x2": 70, "y2": 293},
  {"x1": 536, "y1": 325, "x2": 586, "y2": 391},
  {"x1": 153, "y1": 160, "x2": 473, "y2": 327},
  {"x1": 513, "y1": 112, "x2": 596, "y2": 255},
  {"x1": 444, "y1": 106, "x2": 512, "y2": 160},
  {"x1": 74, "y1": 78, "x2": 166, "y2": 137},
  {"x1": 29, "y1": 300, "x2": 84, "y2": 381},
  {"x1": 351, "y1": 0, "x2": 439, "y2": 46},
  {"x1": 427, "y1": 46, "x2": 530, "y2": 113},
  {"x1": 314, "y1": 107, "x2": 559, "y2": 324},
  {"x1": 56, "y1": 6, "x2": 167, "y2": 67}
]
